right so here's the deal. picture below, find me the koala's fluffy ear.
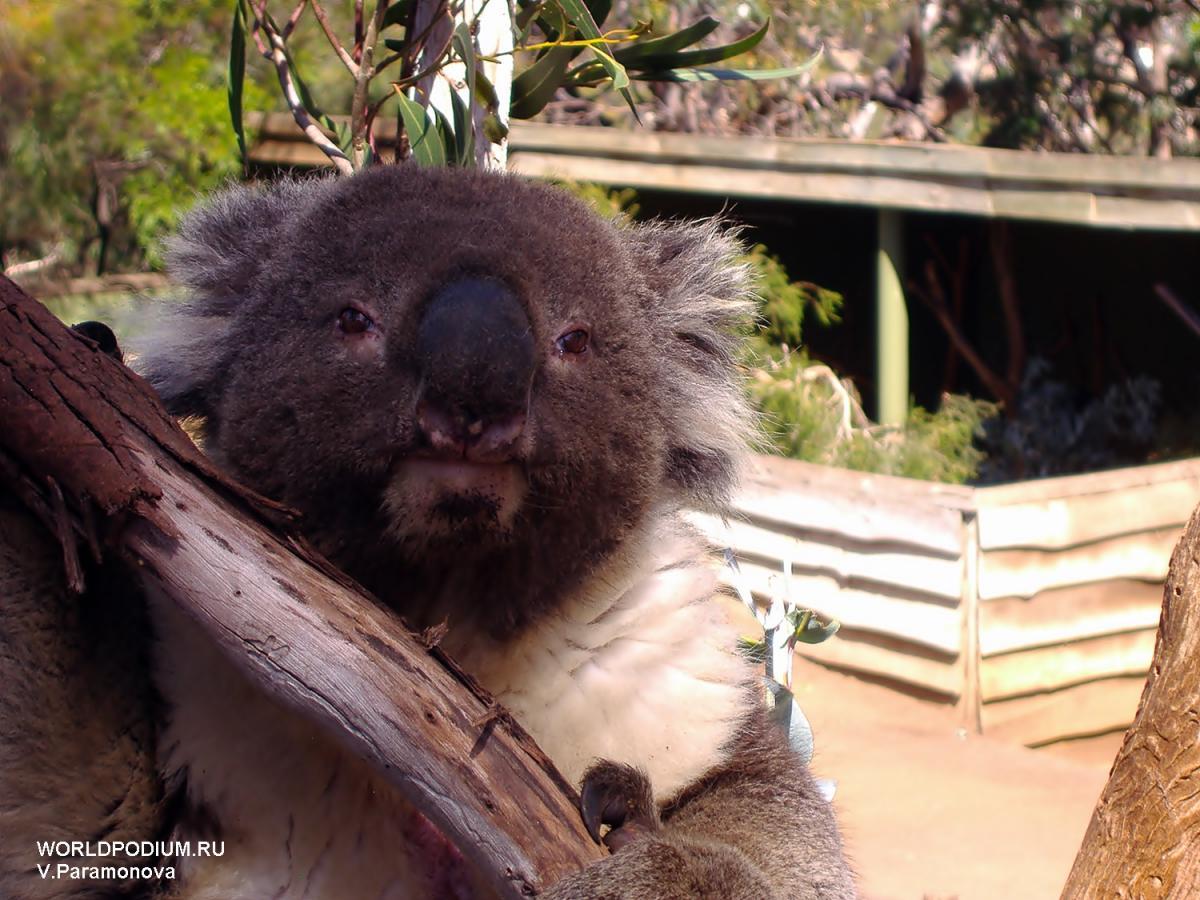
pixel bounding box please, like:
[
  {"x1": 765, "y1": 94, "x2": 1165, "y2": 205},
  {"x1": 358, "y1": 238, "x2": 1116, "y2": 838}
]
[
  {"x1": 626, "y1": 218, "x2": 757, "y2": 511},
  {"x1": 138, "y1": 178, "x2": 335, "y2": 419}
]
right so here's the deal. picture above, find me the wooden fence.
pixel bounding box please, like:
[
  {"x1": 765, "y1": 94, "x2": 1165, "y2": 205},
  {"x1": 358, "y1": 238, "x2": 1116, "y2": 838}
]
[{"x1": 695, "y1": 454, "x2": 1200, "y2": 747}]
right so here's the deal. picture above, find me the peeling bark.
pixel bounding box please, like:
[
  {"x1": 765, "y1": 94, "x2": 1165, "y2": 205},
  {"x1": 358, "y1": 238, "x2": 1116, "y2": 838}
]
[{"x1": 0, "y1": 275, "x2": 604, "y2": 898}]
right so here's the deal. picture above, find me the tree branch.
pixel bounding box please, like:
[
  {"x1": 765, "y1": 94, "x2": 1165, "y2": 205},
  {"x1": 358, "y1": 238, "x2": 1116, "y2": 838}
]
[
  {"x1": 1063, "y1": 503, "x2": 1200, "y2": 895},
  {"x1": 253, "y1": 5, "x2": 354, "y2": 175},
  {"x1": 0, "y1": 276, "x2": 604, "y2": 897}
]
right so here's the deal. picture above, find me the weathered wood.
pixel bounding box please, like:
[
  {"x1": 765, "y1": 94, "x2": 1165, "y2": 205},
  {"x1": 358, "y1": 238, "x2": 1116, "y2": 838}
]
[
  {"x1": 796, "y1": 627, "x2": 961, "y2": 699},
  {"x1": 693, "y1": 511, "x2": 965, "y2": 601},
  {"x1": 980, "y1": 675, "x2": 1146, "y2": 747},
  {"x1": 975, "y1": 458, "x2": 1200, "y2": 551},
  {"x1": 0, "y1": 275, "x2": 604, "y2": 897},
  {"x1": 958, "y1": 515, "x2": 982, "y2": 733},
  {"x1": 977, "y1": 526, "x2": 1181, "y2": 601},
  {"x1": 979, "y1": 579, "x2": 1163, "y2": 656},
  {"x1": 736, "y1": 455, "x2": 969, "y2": 557},
  {"x1": 980, "y1": 630, "x2": 1156, "y2": 701},
  {"x1": 1063, "y1": 505, "x2": 1200, "y2": 897}
]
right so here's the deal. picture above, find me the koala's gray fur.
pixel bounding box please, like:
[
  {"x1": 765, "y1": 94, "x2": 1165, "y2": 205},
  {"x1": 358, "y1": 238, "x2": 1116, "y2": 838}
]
[{"x1": 0, "y1": 166, "x2": 855, "y2": 899}]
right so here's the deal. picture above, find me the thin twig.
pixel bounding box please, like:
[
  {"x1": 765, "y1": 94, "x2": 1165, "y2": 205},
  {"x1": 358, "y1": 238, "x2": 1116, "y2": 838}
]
[
  {"x1": 281, "y1": 0, "x2": 308, "y2": 38},
  {"x1": 1153, "y1": 283, "x2": 1200, "y2": 340},
  {"x1": 310, "y1": 0, "x2": 360, "y2": 75},
  {"x1": 909, "y1": 260, "x2": 1015, "y2": 409},
  {"x1": 254, "y1": 5, "x2": 354, "y2": 175}
]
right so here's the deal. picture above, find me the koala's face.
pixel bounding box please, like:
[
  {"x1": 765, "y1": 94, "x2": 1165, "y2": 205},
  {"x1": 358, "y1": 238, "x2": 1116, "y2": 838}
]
[{"x1": 142, "y1": 167, "x2": 750, "y2": 631}]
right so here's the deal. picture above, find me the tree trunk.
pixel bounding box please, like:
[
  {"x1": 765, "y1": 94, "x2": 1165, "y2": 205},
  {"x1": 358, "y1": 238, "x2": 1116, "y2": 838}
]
[
  {"x1": 0, "y1": 275, "x2": 604, "y2": 897},
  {"x1": 1062, "y1": 506, "x2": 1200, "y2": 897}
]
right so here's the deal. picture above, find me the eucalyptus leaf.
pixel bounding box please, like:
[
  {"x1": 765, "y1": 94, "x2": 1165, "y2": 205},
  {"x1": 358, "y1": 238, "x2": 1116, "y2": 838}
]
[
  {"x1": 551, "y1": 0, "x2": 636, "y2": 115},
  {"x1": 381, "y1": 0, "x2": 415, "y2": 30},
  {"x1": 790, "y1": 608, "x2": 840, "y2": 645},
  {"x1": 396, "y1": 92, "x2": 446, "y2": 167},
  {"x1": 635, "y1": 62, "x2": 818, "y2": 83},
  {"x1": 227, "y1": 0, "x2": 247, "y2": 171},
  {"x1": 630, "y1": 19, "x2": 770, "y2": 71},
  {"x1": 510, "y1": 44, "x2": 572, "y2": 118},
  {"x1": 766, "y1": 679, "x2": 814, "y2": 765},
  {"x1": 482, "y1": 112, "x2": 509, "y2": 143},
  {"x1": 612, "y1": 16, "x2": 720, "y2": 62},
  {"x1": 449, "y1": 86, "x2": 474, "y2": 166},
  {"x1": 434, "y1": 107, "x2": 457, "y2": 164}
]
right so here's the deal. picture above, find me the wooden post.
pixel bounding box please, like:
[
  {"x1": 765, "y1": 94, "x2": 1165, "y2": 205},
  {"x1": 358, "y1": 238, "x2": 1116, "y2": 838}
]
[
  {"x1": 876, "y1": 208, "x2": 908, "y2": 426},
  {"x1": 957, "y1": 512, "x2": 983, "y2": 733}
]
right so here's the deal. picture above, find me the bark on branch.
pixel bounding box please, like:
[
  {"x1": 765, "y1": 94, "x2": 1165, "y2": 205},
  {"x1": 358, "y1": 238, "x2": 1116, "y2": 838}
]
[
  {"x1": 0, "y1": 275, "x2": 604, "y2": 897},
  {"x1": 1062, "y1": 504, "x2": 1200, "y2": 896}
]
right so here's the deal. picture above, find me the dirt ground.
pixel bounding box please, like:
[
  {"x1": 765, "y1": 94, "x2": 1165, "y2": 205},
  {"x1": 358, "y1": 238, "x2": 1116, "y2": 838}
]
[{"x1": 790, "y1": 658, "x2": 1121, "y2": 900}]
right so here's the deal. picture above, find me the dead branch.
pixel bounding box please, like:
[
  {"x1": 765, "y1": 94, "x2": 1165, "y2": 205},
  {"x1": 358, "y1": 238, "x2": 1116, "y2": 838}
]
[
  {"x1": 0, "y1": 276, "x2": 603, "y2": 897},
  {"x1": 909, "y1": 258, "x2": 1016, "y2": 409},
  {"x1": 1153, "y1": 282, "x2": 1200, "y2": 340}
]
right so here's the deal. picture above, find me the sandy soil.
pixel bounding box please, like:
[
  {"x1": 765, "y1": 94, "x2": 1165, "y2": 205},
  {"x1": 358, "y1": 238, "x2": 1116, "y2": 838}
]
[{"x1": 790, "y1": 658, "x2": 1117, "y2": 900}]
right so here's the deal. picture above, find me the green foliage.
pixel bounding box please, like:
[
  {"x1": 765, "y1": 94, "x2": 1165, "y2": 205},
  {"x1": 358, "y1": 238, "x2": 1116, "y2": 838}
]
[
  {"x1": 1, "y1": 1, "x2": 271, "y2": 273},
  {"x1": 748, "y1": 348, "x2": 997, "y2": 484},
  {"x1": 553, "y1": 180, "x2": 641, "y2": 219},
  {"x1": 937, "y1": 2, "x2": 1200, "y2": 155},
  {"x1": 744, "y1": 243, "x2": 840, "y2": 351},
  {"x1": 744, "y1": 245, "x2": 997, "y2": 484}
]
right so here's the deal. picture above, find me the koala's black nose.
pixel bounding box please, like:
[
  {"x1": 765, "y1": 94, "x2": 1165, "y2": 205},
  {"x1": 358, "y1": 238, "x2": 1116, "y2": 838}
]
[{"x1": 414, "y1": 277, "x2": 534, "y2": 461}]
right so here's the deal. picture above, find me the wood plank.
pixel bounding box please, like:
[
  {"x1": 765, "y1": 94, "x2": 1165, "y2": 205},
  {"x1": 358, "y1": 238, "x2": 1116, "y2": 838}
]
[
  {"x1": 693, "y1": 512, "x2": 965, "y2": 601},
  {"x1": 795, "y1": 627, "x2": 961, "y2": 699},
  {"x1": 507, "y1": 152, "x2": 1200, "y2": 231},
  {"x1": 728, "y1": 456, "x2": 968, "y2": 558},
  {"x1": 981, "y1": 630, "x2": 1156, "y2": 701},
  {"x1": 977, "y1": 527, "x2": 1181, "y2": 601},
  {"x1": 506, "y1": 122, "x2": 1200, "y2": 194},
  {"x1": 959, "y1": 516, "x2": 982, "y2": 733},
  {"x1": 722, "y1": 558, "x2": 962, "y2": 655},
  {"x1": 745, "y1": 453, "x2": 976, "y2": 507},
  {"x1": 981, "y1": 676, "x2": 1147, "y2": 746},
  {"x1": 975, "y1": 456, "x2": 1200, "y2": 508},
  {"x1": 980, "y1": 579, "x2": 1164, "y2": 656},
  {"x1": 976, "y1": 464, "x2": 1200, "y2": 551},
  {"x1": 249, "y1": 113, "x2": 1200, "y2": 230}
]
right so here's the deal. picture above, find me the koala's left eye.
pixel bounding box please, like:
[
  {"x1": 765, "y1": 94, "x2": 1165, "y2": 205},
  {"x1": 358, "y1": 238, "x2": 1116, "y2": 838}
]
[
  {"x1": 556, "y1": 328, "x2": 590, "y2": 356},
  {"x1": 338, "y1": 307, "x2": 375, "y2": 335}
]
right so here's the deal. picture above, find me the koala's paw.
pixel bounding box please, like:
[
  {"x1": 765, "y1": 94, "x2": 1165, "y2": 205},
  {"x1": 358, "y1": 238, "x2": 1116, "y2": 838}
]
[{"x1": 579, "y1": 760, "x2": 660, "y2": 853}]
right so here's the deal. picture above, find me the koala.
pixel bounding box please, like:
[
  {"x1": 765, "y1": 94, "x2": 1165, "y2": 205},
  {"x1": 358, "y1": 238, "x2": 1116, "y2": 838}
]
[{"x1": 0, "y1": 166, "x2": 855, "y2": 899}]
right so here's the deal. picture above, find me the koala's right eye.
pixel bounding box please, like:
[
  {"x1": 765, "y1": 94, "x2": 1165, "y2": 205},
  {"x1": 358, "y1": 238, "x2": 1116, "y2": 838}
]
[{"x1": 337, "y1": 308, "x2": 375, "y2": 335}]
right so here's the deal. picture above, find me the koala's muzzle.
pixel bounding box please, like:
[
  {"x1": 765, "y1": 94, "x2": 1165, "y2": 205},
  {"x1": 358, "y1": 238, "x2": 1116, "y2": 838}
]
[{"x1": 414, "y1": 277, "x2": 533, "y2": 462}]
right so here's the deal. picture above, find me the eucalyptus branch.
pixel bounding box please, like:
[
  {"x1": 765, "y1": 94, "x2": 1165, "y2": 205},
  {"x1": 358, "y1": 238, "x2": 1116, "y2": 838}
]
[
  {"x1": 310, "y1": 0, "x2": 360, "y2": 75},
  {"x1": 253, "y1": 4, "x2": 354, "y2": 175},
  {"x1": 350, "y1": 1, "x2": 392, "y2": 169},
  {"x1": 281, "y1": 0, "x2": 308, "y2": 38}
]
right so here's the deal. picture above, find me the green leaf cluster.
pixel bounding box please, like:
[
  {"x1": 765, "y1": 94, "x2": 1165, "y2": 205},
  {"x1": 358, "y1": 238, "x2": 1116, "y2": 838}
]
[
  {"x1": 743, "y1": 246, "x2": 997, "y2": 484},
  {"x1": 509, "y1": 0, "x2": 819, "y2": 119}
]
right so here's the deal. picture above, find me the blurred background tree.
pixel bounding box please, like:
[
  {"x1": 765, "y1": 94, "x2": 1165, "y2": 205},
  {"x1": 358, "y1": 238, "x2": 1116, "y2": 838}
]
[{"x1": 0, "y1": 1, "x2": 275, "y2": 274}]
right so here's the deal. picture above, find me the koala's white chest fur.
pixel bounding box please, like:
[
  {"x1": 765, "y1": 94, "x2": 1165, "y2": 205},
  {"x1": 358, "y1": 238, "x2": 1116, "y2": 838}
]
[{"x1": 151, "y1": 517, "x2": 752, "y2": 899}]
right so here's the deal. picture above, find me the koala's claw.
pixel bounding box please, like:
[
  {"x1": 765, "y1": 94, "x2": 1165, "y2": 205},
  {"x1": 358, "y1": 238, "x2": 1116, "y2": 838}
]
[{"x1": 579, "y1": 761, "x2": 660, "y2": 852}]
